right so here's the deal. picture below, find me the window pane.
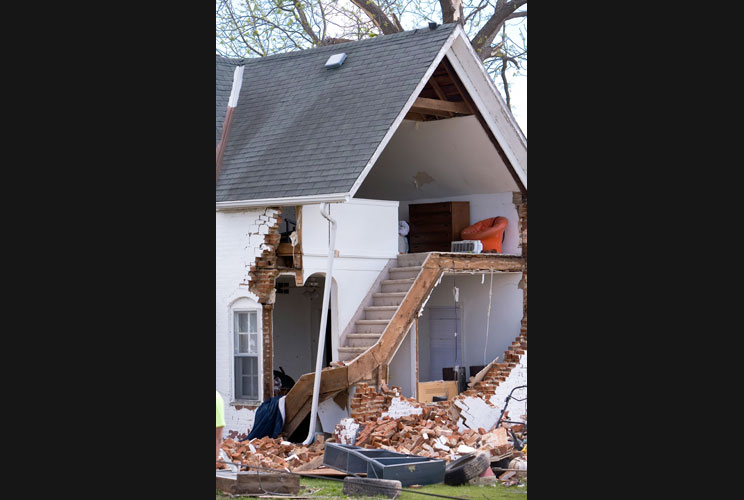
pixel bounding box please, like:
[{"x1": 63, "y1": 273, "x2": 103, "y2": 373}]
[
  {"x1": 240, "y1": 357, "x2": 253, "y2": 376},
  {"x1": 237, "y1": 313, "x2": 249, "y2": 334},
  {"x1": 238, "y1": 334, "x2": 249, "y2": 354},
  {"x1": 249, "y1": 333, "x2": 257, "y2": 354},
  {"x1": 249, "y1": 312, "x2": 257, "y2": 333},
  {"x1": 235, "y1": 357, "x2": 258, "y2": 400}
]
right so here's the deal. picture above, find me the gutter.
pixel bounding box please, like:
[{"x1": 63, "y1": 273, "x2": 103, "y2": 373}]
[
  {"x1": 215, "y1": 193, "x2": 350, "y2": 211},
  {"x1": 303, "y1": 202, "x2": 337, "y2": 445}
]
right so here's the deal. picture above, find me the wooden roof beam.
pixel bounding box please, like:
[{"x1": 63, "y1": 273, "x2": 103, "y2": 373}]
[{"x1": 410, "y1": 97, "x2": 471, "y2": 117}]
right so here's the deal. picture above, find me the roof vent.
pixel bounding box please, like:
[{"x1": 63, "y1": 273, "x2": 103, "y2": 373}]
[
  {"x1": 429, "y1": 22, "x2": 438, "y2": 30},
  {"x1": 325, "y1": 53, "x2": 347, "y2": 69}
]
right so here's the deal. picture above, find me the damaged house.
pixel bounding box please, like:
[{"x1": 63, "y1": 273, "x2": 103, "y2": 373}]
[{"x1": 216, "y1": 22, "x2": 527, "y2": 442}]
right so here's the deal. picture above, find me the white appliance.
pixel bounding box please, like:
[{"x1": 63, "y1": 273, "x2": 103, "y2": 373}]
[{"x1": 450, "y1": 240, "x2": 483, "y2": 253}]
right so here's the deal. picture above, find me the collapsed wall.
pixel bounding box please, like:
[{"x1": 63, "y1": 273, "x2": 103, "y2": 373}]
[{"x1": 337, "y1": 332, "x2": 526, "y2": 461}]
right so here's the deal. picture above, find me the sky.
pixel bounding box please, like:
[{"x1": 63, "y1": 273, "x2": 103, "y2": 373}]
[{"x1": 510, "y1": 77, "x2": 527, "y2": 136}]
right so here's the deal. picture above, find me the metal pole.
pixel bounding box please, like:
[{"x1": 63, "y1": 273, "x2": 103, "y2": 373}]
[{"x1": 302, "y1": 202, "x2": 337, "y2": 445}]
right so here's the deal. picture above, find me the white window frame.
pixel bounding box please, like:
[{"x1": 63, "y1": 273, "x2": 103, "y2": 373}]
[{"x1": 231, "y1": 304, "x2": 263, "y2": 403}]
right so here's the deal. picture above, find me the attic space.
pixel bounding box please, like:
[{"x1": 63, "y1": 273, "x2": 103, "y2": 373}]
[{"x1": 354, "y1": 58, "x2": 522, "y2": 255}]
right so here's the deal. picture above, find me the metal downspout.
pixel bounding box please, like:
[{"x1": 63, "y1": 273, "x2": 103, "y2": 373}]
[{"x1": 302, "y1": 202, "x2": 337, "y2": 445}]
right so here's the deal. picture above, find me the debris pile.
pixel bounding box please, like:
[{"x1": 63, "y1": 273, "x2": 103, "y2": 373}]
[
  {"x1": 218, "y1": 338, "x2": 526, "y2": 487},
  {"x1": 218, "y1": 434, "x2": 327, "y2": 472},
  {"x1": 338, "y1": 383, "x2": 525, "y2": 465}
]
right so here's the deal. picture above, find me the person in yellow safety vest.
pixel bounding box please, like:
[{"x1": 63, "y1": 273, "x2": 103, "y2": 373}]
[{"x1": 216, "y1": 390, "x2": 226, "y2": 463}]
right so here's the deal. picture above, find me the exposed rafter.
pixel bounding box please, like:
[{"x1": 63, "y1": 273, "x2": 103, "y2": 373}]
[{"x1": 411, "y1": 97, "x2": 471, "y2": 117}]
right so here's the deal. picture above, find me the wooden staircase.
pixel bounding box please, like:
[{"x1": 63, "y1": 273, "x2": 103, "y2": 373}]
[
  {"x1": 280, "y1": 252, "x2": 525, "y2": 438},
  {"x1": 282, "y1": 252, "x2": 437, "y2": 436},
  {"x1": 337, "y1": 258, "x2": 425, "y2": 364}
]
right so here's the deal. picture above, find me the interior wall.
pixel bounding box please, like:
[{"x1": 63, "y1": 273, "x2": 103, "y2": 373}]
[
  {"x1": 388, "y1": 325, "x2": 416, "y2": 398},
  {"x1": 399, "y1": 192, "x2": 520, "y2": 255},
  {"x1": 272, "y1": 277, "x2": 324, "y2": 383},
  {"x1": 418, "y1": 272, "x2": 522, "y2": 382}
]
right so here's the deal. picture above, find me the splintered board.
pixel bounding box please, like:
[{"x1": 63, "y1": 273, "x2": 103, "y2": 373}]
[{"x1": 216, "y1": 471, "x2": 300, "y2": 495}]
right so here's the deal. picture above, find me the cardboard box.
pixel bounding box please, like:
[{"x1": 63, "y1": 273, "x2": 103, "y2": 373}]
[{"x1": 416, "y1": 380, "x2": 458, "y2": 402}]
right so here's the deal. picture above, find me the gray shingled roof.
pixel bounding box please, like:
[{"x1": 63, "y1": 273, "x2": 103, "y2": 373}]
[
  {"x1": 216, "y1": 56, "x2": 241, "y2": 146},
  {"x1": 216, "y1": 24, "x2": 456, "y2": 203}
]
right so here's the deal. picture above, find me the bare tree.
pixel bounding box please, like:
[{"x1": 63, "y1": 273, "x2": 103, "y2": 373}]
[{"x1": 216, "y1": 0, "x2": 526, "y2": 109}]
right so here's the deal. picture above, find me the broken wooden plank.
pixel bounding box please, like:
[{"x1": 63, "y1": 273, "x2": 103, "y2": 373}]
[
  {"x1": 292, "y1": 455, "x2": 324, "y2": 472},
  {"x1": 284, "y1": 366, "x2": 347, "y2": 433},
  {"x1": 302, "y1": 467, "x2": 363, "y2": 477}
]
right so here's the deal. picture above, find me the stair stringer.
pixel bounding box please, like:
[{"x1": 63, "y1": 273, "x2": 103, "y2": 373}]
[{"x1": 282, "y1": 253, "x2": 444, "y2": 437}]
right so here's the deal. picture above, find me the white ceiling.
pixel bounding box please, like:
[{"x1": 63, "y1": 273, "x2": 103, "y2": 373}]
[{"x1": 355, "y1": 116, "x2": 519, "y2": 201}]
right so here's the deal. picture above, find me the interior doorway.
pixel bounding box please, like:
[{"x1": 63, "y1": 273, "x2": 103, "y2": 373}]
[
  {"x1": 428, "y1": 306, "x2": 462, "y2": 381},
  {"x1": 272, "y1": 274, "x2": 332, "y2": 397}
]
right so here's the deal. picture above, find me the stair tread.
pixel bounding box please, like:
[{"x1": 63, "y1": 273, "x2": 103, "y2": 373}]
[
  {"x1": 356, "y1": 319, "x2": 390, "y2": 324},
  {"x1": 364, "y1": 305, "x2": 398, "y2": 310},
  {"x1": 339, "y1": 346, "x2": 368, "y2": 351},
  {"x1": 347, "y1": 333, "x2": 382, "y2": 337},
  {"x1": 389, "y1": 266, "x2": 422, "y2": 272},
  {"x1": 381, "y1": 278, "x2": 415, "y2": 284},
  {"x1": 373, "y1": 292, "x2": 407, "y2": 296}
]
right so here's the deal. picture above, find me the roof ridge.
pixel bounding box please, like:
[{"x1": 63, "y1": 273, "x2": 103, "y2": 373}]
[
  {"x1": 218, "y1": 23, "x2": 456, "y2": 66},
  {"x1": 216, "y1": 55, "x2": 243, "y2": 65}
]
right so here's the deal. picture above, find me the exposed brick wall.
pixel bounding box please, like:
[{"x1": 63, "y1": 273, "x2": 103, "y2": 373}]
[
  {"x1": 247, "y1": 207, "x2": 282, "y2": 304},
  {"x1": 261, "y1": 304, "x2": 274, "y2": 400},
  {"x1": 513, "y1": 192, "x2": 527, "y2": 348},
  {"x1": 246, "y1": 207, "x2": 282, "y2": 400},
  {"x1": 459, "y1": 331, "x2": 527, "y2": 398}
]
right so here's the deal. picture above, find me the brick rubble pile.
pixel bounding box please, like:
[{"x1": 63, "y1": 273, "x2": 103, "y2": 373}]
[
  {"x1": 339, "y1": 382, "x2": 525, "y2": 463},
  {"x1": 218, "y1": 338, "x2": 527, "y2": 479},
  {"x1": 218, "y1": 434, "x2": 327, "y2": 471}
]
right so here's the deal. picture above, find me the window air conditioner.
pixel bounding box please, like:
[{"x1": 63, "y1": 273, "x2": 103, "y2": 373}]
[{"x1": 450, "y1": 240, "x2": 483, "y2": 253}]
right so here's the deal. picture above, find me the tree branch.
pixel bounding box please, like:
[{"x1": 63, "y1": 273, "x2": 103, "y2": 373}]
[
  {"x1": 506, "y1": 10, "x2": 527, "y2": 21},
  {"x1": 464, "y1": 0, "x2": 490, "y2": 25},
  {"x1": 224, "y1": 0, "x2": 265, "y2": 57},
  {"x1": 293, "y1": 1, "x2": 322, "y2": 45},
  {"x1": 501, "y1": 56, "x2": 511, "y2": 109},
  {"x1": 439, "y1": 0, "x2": 464, "y2": 25},
  {"x1": 350, "y1": 0, "x2": 403, "y2": 35},
  {"x1": 470, "y1": 0, "x2": 527, "y2": 60}
]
